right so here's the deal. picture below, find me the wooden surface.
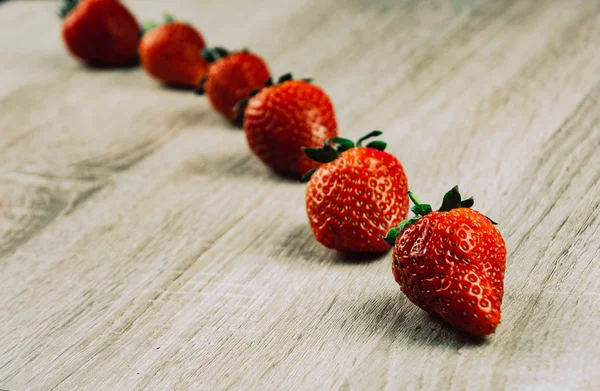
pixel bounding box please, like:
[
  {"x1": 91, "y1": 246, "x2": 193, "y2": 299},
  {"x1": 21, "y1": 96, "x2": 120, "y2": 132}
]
[{"x1": 1, "y1": 0, "x2": 599, "y2": 390}]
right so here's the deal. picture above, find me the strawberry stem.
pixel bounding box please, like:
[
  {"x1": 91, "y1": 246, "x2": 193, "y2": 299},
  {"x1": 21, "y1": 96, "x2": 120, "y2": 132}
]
[
  {"x1": 408, "y1": 191, "x2": 420, "y2": 206},
  {"x1": 356, "y1": 130, "x2": 382, "y2": 146}
]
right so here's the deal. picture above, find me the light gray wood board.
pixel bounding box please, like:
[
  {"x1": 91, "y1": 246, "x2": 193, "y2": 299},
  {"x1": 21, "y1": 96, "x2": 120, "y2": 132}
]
[{"x1": 0, "y1": 0, "x2": 599, "y2": 390}]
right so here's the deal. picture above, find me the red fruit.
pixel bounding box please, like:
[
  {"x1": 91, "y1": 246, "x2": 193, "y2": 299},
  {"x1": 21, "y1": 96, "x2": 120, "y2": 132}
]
[
  {"x1": 139, "y1": 19, "x2": 207, "y2": 88},
  {"x1": 198, "y1": 47, "x2": 271, "y2": 126},
  {"x1": 242, "y1": 74, "x2": 338, "y2": 177},
  {"x1": 386, "y1": 187, "x2": 506, "y2": 336},
  {"x1": 303, "y1": 131, "x2": 409, "y2": 253},
  {"x1": 60, "y1": 0, "x2": 140, "y2": 67}
]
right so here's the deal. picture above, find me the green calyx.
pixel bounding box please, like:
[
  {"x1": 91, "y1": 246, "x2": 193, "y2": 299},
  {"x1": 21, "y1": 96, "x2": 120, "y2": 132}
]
[
  {"x1": 194, "y1": 47, "x2": 232, "y2": 96},
  {"x1": 299, "y1": 130, "x2": 387, "y2": 182},
  {"x1": 232, "y1": 73, "x2": 312, "y2": 127},
  {"x1": 139, "y1": 14, "x2": 175, "y2": 37},
  {"x1": 201, "y1": 47, "x2": 231, "y2": 64},
  {"x1": 383, "y1": 186, "x2": 497, "y2": 247},
  {"x1": 58, "y1": 0, "x2": 79, "y2": 19}
]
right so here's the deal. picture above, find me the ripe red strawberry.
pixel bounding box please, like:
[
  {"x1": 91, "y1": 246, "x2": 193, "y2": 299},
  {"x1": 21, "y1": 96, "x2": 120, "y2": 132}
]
[
  {"x1": 240, "y1": 74, "x2": 338, "y2": 177},
  {"x1": 60, "y1": 0, "x2": 140, "y2": 67},
  {"x1": 303, "y1": 131, "x2": 409, "y2": 253},
  {"x1": 385, "y1": 187, "x2": 506, "y2": 336},
  {"x1": 139, "y1": 16, "x2": 207, "y2": 88},
  {"x1": 196, "y1": 47, "x2": 271, "y2": 126}
]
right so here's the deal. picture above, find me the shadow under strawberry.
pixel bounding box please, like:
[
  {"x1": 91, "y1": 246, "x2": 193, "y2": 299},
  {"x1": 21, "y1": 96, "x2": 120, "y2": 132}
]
[
  {"x1": 276, "y1": 224, "x2": 388, "y2": 264},
  {"x1": 276, "y1": 224, "x2": 329, "y2": 262},
  {"x1": 339, "y1": 291, "x2": 488, "y2": 348},
  {"x1": 333, "y1": 251, "x2": 388, "y2": 264},
  {"x1": 158, "y1": 83, "x2": 198, "y2": 92},
  {"x1": 78, "y1": 62, "x2": 139, "y2": 71}
]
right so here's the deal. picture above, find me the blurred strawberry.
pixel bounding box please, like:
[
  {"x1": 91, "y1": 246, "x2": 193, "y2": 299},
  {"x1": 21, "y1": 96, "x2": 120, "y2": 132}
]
[
  {"x1": 60, "y1": 0, "x2": 140, "y2": 67},
  {"x1": 240, "y1": 74, "x2": 338, "y2": 177},
  {"x1": 197, "y1": 47, "x2": 271, "y2": 126},
  {"x1": 139, "y1": 15, "x2": 207, "y2": 88}
]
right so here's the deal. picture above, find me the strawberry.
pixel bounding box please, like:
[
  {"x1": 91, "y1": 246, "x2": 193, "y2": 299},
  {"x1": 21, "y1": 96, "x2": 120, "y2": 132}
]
[
  {"x1": 302, "y1": 131, "x2": 409, "y2": 253},
  {"x1": 240, "y1": 74, "x2": 338, "y2": 177},
  {"x1": 139, "y1": 16, "x2": 207, "y2": 88},
  {"x1": 196, "y1": 47, "x2": 271, "y2": 126},
  {"x1": 60, "y1": 0, "x2": 140, "y2": 67},
  {"x1": 385, "y1": 186, "x2": 506, "y2": 336}
]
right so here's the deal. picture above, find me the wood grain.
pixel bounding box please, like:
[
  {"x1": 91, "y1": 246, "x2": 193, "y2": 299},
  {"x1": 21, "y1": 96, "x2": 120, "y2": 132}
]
[{"x1": 1, "y1": 0, "x2": 599, "y2": 390}]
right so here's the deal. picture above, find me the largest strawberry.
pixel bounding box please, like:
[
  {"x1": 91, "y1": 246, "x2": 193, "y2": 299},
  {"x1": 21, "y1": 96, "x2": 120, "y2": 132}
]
[
  {"x1": 240, "y1": 74, "x2": 338, "y2": 177},
  {"x1": 385, "y1": 187, "x2": 506, "y2": 336},
  {"x1": 60, "y1": 0, "x2": 140, "y2": 67}
]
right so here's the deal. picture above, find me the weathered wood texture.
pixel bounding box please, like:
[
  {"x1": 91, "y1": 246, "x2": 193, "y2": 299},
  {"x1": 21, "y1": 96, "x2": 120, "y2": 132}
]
[{"x1": 1, "y1": 0, "x2": 599, "y2": 390}]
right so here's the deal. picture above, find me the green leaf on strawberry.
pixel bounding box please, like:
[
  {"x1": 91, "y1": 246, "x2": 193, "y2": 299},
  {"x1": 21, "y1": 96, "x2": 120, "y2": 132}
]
[
  {"x1": 300, "y1": 130, "x2": 388, "y2": 182},
  {"x1": 59, "y1": 0, "x2": 79, "y2": 19},
  {"x1": 385, "y1": 186, "x2": 498, "y2": 247},
  {"x1": 439, "y1": 185, "x2": 463, "y2": 212}
]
